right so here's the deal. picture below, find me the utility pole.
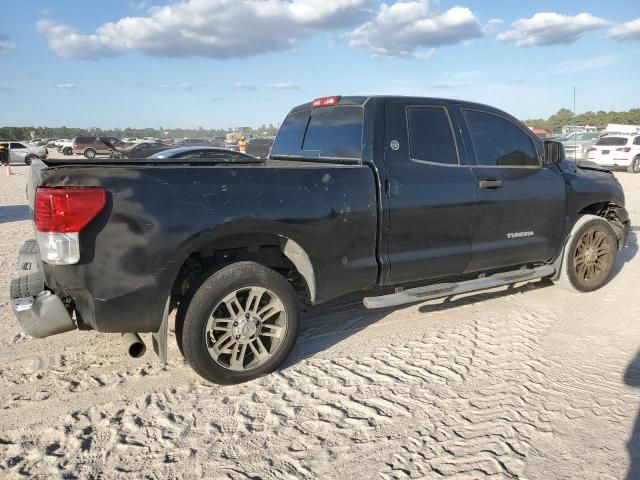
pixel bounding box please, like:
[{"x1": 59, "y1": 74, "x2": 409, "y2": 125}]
[{"x1": 573, "y1": 86, "x2": 576, "y2": 117}]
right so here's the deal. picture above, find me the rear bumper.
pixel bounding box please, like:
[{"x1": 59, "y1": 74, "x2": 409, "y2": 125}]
[
  {"x1": 9, "y1": 240, "x2": 76, "y2": 338},
  {"x1": 11, "y1": 290, "x2": 76, "y2": 338},
  {"x1": 587, "y1": 156, "x2": 633, "y2": 167},
  {"x1": 565, "y1": 149, "x2": 587, "y2": 161}
]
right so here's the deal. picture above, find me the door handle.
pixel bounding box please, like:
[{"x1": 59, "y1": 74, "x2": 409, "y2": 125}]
[{"x1": 479, "y1": 178, "x2": 504, "y2": 189}]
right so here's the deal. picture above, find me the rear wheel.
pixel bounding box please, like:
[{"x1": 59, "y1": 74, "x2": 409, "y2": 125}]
[
  {"x1": 627, "y1": 156, "x2": 640, "y2": 174},
  {"x1": 556, "y1": 216, "x2": 617, "y2": 292},
  {"x1": 84, "y1": 148, "x2": 96, "y2": 159},
  {"x1": 180, "y1": 261, "x2": 299, "y2": 384}
]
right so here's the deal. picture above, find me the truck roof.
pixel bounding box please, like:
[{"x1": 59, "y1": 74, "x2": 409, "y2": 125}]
[{"x1": 289, "y1": 95, "x2": 511, "y2": 117}]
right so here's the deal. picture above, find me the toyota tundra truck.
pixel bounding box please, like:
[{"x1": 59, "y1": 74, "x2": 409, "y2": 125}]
[{"x1": 10, "y1": 96, "x2": 630, "y2": 384}]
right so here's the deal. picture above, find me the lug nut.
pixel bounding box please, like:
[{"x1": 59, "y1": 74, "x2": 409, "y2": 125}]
[
  {"x1": 245, "y1": 313, "x2": 250, "y2": 318},
  {"x1": 236, "y1": 335, "x2": 240, "y2": 339},
  {"x1": 233, "y1": 321, "x2": 238, "y2": 326}
]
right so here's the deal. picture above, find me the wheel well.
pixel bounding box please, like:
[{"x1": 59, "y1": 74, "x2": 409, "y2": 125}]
[
  {"x1": 578, "y1": 202, "x2": 627, "y2": 246},
  {"x1": 169, "y1": 234, "x2": 315, "y2": 312}
]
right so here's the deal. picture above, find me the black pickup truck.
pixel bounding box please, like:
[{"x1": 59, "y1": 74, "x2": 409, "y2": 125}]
[{"x1": 10, "y1": 96, "x2": 630, "y2": 384}]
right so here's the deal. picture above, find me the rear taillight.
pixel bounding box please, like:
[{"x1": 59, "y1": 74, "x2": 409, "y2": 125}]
[
  {"x1": 311, "y1": 96, "x2": 340, "y2": 108},
  {"x1": 34, "y1": 187, "x2": 106, "y2": 264},
  {"x1": 616, "y1": 147, "x2": 631, "y2": 152}
]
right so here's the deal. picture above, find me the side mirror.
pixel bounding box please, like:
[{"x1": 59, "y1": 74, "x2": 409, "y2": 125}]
[{"x1": 543, "y1": 140, "x2": 565, "y2": 165}]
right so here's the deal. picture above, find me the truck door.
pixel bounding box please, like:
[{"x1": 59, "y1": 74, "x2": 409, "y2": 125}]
[
  {"x1": 383, "y1": 101, "x2": 478, "y2": 285},
  {"x1": 459, "y1": 108, "x2": 566, "y2": 272}
]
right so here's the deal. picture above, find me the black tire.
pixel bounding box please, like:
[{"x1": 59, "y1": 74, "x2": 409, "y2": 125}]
[
  {"x1": 63, "y1": 147, "x2": 72, "y2": 155},
  {"x1": 180, "y1": 261, "x2": 299, "y2": 385},
  {"x1": 627, "y1": 156, "x2": 640, "y2": 174},
  {"x1": 84, "y1": 148, "x2": 96, "y2": 159},
  {"x1": 556, "y1": 215, "x2": 617, "y2": 292},
  {"x1": 24, "y1": 154, "x2": 35, "y2": 166}
]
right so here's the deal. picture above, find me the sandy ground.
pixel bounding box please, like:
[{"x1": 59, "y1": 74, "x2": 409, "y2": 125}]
[{"x1": 0, "y1": 164, "x2": 639, "y2": 480}]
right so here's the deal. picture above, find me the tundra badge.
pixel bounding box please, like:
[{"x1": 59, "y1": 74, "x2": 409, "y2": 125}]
[{"x1": 507, "y1": 231, "x2": 534, "y2": 239}]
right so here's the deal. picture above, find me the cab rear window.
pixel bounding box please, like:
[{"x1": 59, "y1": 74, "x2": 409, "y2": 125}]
[
  {"x1": 271, "y1": 106, "x2": 363, "y2": 160},
  {"x1": 596, "y1": 137, "x2": 628, "y2": 146}
]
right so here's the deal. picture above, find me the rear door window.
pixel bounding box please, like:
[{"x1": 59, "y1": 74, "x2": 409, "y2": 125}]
[
  {"x1": 407, "y1": 106, "x2": 458, "y2": 165},
  {"x1": 596, "y1": 137, "x2": 628, "y2": 146},
  {"x1": 464, "y1": 110, "x2": 539, "y2": 167}
]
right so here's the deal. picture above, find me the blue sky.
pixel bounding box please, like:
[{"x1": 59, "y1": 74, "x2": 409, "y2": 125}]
[{"x1": 0, "y1": 0, "x2": 639, "y2": 129}]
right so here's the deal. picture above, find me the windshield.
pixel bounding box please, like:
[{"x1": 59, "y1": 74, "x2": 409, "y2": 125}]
[
  {"x1": 596, "y1": 136, "x2": 628, "y2": 146},
  {"x1": 575, "y1": 133, "x2": 599, "y2": 141}
]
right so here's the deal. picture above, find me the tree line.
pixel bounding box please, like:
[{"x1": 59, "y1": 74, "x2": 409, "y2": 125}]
[
  {"x1": 2, "y1": 108, "x2": 639, "y2": 141},
  {"x1": 0, "y1": 124, "x2": 280, "y2": 141},
  {"x1": 524, "y1": 108, "x2": 640, "y2": 133}
]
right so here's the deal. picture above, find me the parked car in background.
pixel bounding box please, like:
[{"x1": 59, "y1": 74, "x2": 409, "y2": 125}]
[
  {"x1": 245, "y1": 138, "x2": 273, "y2": 158},
  {"x1": 0, "y1": 141, "x2": 47, "y2": 164},
  {"x1": 112, "y1": 141, "x2": 172, "y2": 159},
  {"x1": 559, "y1": 131, "x2": 601, "y2": 160},
  {"x1": 148, "y1": 146, "x2": 257, "y2": 160},
  {"x1": 587, "y1": 134, "x2": 640, "y2": 173},
  {"x1": 57, "y1": 139, "x2": 74, "y2": 155},
  {"x1": 72, "y1": 136, "x2": 128, "y2": 159},
  {"x1": 52, "y1": 139, "x2": 71, "y2": 148},
  {"x1": 174, "y1": 138, "x2": 211, "y2": 147}
]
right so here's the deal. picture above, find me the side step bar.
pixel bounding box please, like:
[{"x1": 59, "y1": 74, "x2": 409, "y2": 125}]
[{"x1": 363, "y1": 265, "x2": 555, "y2": 309}]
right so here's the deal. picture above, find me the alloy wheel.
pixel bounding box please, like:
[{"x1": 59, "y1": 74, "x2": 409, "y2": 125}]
[
  {"x1": 573, "y1": 226, "x2": 614, "y2": 286},
  {"x1": 204, "y1": 286, "x2": 287, "y2": 371}
]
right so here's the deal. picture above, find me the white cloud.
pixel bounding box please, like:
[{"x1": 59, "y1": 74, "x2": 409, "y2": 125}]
[
  {"x1": 482, "y1": 18, "x2": 503, "y2": 34},
  {"x1": 234, "y1": 82, "x2": 259, "y2": 90},
  {"x1": 349, "y1": 0, "x2": 484, "y2": 59},
  {"x1": 133, "y1": 81, "x2": 193, "y2": 91},
  {"x1": 155, "y1": 82, "x2": 193, "y2": 91},
  {"x1": 551, "y1": 55, "x2": 619, "y2": 75},
  {"x1": 37, "y1": 0, "x2": 374, "y2": 59},
  {"x1": 608, "y1": 18, "x2": 640, "y2": 41},
  {"x1": 497, "y1": 12, "x2": 608, "y2": 46},
  {"x1": 55, "y1": 83, "x2": 78, "y2": 89},
  {"x1": 431, "y1": 81, "x2": 471, "y2": 88},
  {"x1": 270, "y1": 82, "x2": 301, "y2": 90},
  {"x1": 0, "y1": 35, "x2": 15, "y2": 55}
]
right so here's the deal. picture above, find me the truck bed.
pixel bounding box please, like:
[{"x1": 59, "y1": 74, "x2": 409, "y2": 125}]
[{"x1": 28, "y1": 158, "x2": 380, "y2": 334}]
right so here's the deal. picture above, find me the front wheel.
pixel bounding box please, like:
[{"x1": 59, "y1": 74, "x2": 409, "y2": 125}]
[
  {"x1": 556, "y1": 215, "x2": 617, "y2": 292},
  {"x1": 63, "y1": 147, "x2": 72, "y2": 155},
  {"x1": 180, "y1": 261, "x2": 299, "y2": 384},
  {"x1": 627, "y1": 156, "x2": 640, "y2": 174},
  {"x1": 24, "y1": 154, "x2": 35, "y2": 165}
]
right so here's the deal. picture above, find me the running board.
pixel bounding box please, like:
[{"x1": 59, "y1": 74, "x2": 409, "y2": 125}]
[{"x1": 363, "y1": 265, "x2": 555, "y2": 309}]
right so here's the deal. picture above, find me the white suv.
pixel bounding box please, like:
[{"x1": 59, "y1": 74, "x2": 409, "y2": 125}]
[{"x1": 587, "y1": 134, "x2": 640, "y2": 173}]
